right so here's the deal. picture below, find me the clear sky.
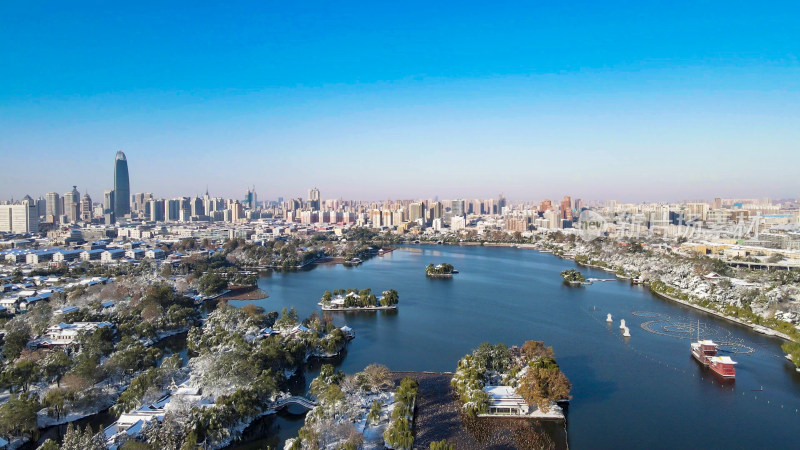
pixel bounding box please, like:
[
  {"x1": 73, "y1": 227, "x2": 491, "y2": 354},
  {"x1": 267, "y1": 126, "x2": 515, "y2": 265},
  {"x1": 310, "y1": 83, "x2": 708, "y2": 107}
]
[{"x1": 1, "y1": 1, "x2": 798, "y2": 203}]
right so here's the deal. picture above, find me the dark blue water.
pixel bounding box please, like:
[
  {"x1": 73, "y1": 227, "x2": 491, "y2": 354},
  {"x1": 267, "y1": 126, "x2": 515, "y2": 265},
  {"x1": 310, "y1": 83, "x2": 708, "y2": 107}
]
[{"x1": 237, "y1": 245, "x2": 800, "y2": 449}]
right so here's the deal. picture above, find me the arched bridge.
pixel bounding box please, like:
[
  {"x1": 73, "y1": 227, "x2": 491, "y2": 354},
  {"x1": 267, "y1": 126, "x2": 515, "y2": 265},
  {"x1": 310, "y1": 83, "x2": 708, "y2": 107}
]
[{"x1": 274, "y1": 396, "x2": 317, "y2": 411}]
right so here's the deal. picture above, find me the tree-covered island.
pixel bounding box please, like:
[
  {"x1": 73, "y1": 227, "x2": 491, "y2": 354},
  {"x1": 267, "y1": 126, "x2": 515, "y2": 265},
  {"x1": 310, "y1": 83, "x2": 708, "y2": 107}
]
[
  {"x1": 319, "y1": 289, "x2": 399, "y2": 311},
  {"x1": 560, "y1": 269, "x2": 587, "y2": 285},
  {"x1": 425, "y1": 263, "x2": 455, "y2": 278}
]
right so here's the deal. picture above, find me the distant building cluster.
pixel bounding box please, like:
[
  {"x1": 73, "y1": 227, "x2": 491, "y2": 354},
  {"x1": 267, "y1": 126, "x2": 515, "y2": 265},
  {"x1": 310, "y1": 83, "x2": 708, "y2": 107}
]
[{"x1": 2, "y1": 151, "x2": 800, "y2": 266}]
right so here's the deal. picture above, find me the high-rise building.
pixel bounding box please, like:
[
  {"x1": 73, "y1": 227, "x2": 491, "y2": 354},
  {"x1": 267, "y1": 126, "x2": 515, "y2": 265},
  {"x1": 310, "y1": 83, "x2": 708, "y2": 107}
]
[
  {"x1": 430, "y1": 202, "x2": 443, "y2": 220},
  {"x1": 0, "y1": 198, "x2": 39, "y2": 233},
  {"x1": 409, "y1": 202, "x2": 426, "y2": 223},
  {"x1": 166, "y1": 199, "x2": 181, "y2": 221},
  {"x1": 191, "y1": 197, "x2": 205, "y2": 217},
  {"x1": 382, "y1": 210, "x2": 393, "y2": 227},
  {"x1": 497, "y1": 193, "x2": 507, "y2": 215},
  {"x1": 370, "y1": 209, "x2": 383, "y2": 228},
  {"x1": 203, "y1": 188, "x2": 212, "y2": 215},
  {"x1": 63, "y1": 186, "x2": 80, "y2": 223},
  {"x1": 451, "y1": 199, "x2": 466, "y2": 218},
  {"x1": 308, "y1": 187, "x2": 321, "y2": 210},
  {"x1": 561, "y1": 196, "x2": 573, "y2": 221},
  {"x1": 231, "y1": 200, "x2": 244, "y2": 222},
  {"x1": 470, "y1": 199, "x2": 483, "y2": 215},
  {"x1": 35, "y1": 197, "x2": 46, "y2": 218},
  {"x1": 103, "y1": 190, "x2": 115, "y2": 214},
  {"x1": 149, "y1": 199, "x2": 165, "y2": 222},
  {"x1": 113, "y1": 151, "x2": 131, "y2": 218},
  {"x1": 244, "y1": 187, "x2": 258, "y2": 210},
  {"x1": 45, "y1": 192, "x2": 61, "y2": 222},
  {"x1": 80, "y1": 193, "x2": 93, "y2": 222}
]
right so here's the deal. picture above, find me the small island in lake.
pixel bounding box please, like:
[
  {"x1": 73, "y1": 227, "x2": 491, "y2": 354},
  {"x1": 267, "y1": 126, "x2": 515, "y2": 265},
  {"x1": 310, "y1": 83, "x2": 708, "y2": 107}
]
[
  {"x1": 561, "y1": 269, "x2": 587, "y2": 286},
  {"x1": 319, "y1": 288, "x2": 400, "y2": 311},
  {"x1": 426, "y1": 263, "x2": 456, "y2": 278}
]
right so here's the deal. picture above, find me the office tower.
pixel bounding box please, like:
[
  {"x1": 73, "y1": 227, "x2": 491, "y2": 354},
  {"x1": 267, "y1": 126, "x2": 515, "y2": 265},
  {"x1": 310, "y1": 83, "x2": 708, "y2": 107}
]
[
  {"x1": 408, "y1": 202, "x2": 424, "y2": 223},
  {"x1": 0, "y1": 199, "x2": 39, "y2": 233},
  {"x1": 114, "y1": 151, "x2": 131, "y2": 218},
  {"x1": 203, "y1": 188, "x2": 212, "y2": 215},
  {"x1": 574, "y1": 198, "x2": 584, "y2": 212},
  {"x1": 231, "y1": 200, "x2": 244, "y2": 221},
  {"x1": 149, "y1": 199, "x2": 165, "y2": 221},
  {"x1": 470, "y1": 199, "x2": 483, "y2": 215},
  {"x1": 308, "y1": 187, "x2": 321, "y2": 210},
  {"x1": 370, "y1": 209, "x2": 383, "y2": 227},
  {"x1": 80, "y1": 193, "x2": 92, "y2": 222},
  {"x1": 497, "y1": 193, "x2": 507, "y2": 214},
  {"x1": 382, "y1": 210, "x2": 393, "y2": 227},
  {"x1": 103, "y1": 190, "x2": 115, "y2": 214},
  {"x1": 539, "y1": 199, "x2": 553, "y2": 212},
  {"x1": 485, "y1": 198, "x2": 496, "y2": 215},
  {"x1": 393, "y1": 209, "x2": 405, "y2": 225},
  {"x1": 244, "y1": 187, "x2": 257, "y2": 210},
  {"x1": 191, "y1": 197, "x2": 205, "y2": 217},
  {"x1": 35, "y1": 197, "x2": 46, "y2": 218},
  {"x1": 166, "y1": 198, "x2": 181, "y2": 221},
  {"x1": 64, "y1": 186, "x2": 80, "y2": 223},
  {"x1": 430, "y1": 201, "x2": 443, "y2": 220},
  {"x1": 561, "y1": 196, "x2": 573, "y2": 221},
  {"x1": 451, "y1": 199, "x2": 466, "y2": 218},
  {"x1": 102, "y1": 189, "x2": 115, "y2": 224},
  {"x1": 45, "y1": 192, "x2": 61, "y2": 222}
]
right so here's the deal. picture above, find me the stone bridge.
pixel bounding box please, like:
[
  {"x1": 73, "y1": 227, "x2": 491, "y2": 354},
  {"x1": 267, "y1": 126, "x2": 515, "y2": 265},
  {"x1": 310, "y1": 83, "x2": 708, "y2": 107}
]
[{"x1": 274, "y1": 396, "x2": 317, "y2": 410}]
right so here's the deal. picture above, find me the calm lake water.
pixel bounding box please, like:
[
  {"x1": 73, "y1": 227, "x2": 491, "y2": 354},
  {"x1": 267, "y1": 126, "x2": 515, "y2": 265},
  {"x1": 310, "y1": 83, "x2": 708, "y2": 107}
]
[{"x1": 232, "y1": 245, "x2": 800, "y2": 449}]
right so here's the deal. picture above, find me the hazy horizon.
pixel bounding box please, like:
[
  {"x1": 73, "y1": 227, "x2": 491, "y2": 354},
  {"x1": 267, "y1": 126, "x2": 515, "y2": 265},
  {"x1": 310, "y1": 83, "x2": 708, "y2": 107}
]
[{"x1": 2, "y1": 1, "x2": 798, "y2": 202}]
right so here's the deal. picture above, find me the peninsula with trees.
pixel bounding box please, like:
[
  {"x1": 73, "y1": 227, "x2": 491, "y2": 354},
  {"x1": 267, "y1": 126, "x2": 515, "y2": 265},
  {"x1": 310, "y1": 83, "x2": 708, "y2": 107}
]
[
  {"x1": 451, "y1": 341, "x2": 571, "y2": 419},
  {"x1": 285, "y1": 364, "x2": 419, "y2": 450},
  {"x1": 319, "y1": 288, "x2": 400, "y2": 311}
]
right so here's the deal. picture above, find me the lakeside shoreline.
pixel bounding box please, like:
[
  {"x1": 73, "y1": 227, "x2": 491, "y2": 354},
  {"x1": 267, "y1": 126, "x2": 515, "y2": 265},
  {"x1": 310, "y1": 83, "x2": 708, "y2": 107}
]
[
  {"x1": 648, "y1": 288, "x2": 794, "y2": 342},
  {"x1": 405, "y1": 242, "x2": 797, "y2": 344}
]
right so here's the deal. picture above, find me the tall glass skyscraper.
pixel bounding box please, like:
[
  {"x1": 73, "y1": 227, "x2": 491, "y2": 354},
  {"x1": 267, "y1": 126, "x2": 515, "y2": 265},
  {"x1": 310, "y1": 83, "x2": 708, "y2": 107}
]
[{"x1": 114, "y1": 151, "x2": 130, "y2": 218}]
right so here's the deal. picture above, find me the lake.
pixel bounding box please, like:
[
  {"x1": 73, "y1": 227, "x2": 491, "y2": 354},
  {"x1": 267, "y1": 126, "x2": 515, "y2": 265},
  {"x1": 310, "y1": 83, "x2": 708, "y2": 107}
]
[{"x1": 231, "y1": 245, "x2": 800, "y2": 449}]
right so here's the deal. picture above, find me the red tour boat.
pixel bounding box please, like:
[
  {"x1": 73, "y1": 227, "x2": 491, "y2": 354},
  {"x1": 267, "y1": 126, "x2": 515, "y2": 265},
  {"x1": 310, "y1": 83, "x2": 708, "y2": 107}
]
[
  {"x1": 690, "y1": 320, "x2": 737, "y2": 378},
  {"x1": 708, "y1": 356, "x2": 737, "y2": 378}
]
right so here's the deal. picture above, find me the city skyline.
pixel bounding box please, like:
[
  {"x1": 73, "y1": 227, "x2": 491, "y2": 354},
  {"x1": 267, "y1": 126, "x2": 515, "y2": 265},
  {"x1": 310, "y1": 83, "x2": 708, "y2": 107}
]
[{"x1": 2, "y1": 2, "x2": 799, "y2": 201}]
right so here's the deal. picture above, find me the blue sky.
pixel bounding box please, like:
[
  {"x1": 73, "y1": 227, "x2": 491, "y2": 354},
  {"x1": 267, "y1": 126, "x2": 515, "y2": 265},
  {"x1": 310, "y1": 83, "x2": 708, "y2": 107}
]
[{"x1": 1, "y1": 1, "x2": 798, "y2": 202}]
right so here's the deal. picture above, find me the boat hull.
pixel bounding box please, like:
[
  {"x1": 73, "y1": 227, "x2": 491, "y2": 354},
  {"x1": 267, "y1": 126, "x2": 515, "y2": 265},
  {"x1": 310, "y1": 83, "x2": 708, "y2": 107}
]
[
  {"x1": 709, "y1": 365, "x2": 736, "y2": 378},
  {"x1": 691, "y1": 348, "x2": 710, "y2": 366}
]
